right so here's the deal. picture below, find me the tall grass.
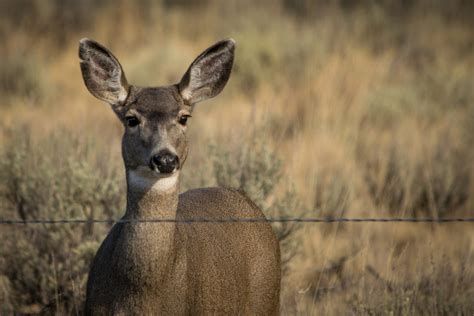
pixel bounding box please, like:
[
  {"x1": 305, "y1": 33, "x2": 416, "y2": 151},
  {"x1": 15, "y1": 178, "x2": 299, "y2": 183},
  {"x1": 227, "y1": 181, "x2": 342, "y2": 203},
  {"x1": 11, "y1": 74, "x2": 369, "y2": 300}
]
[{"x1": 0, "y1": 0, "x2": 473, "y2": 314}]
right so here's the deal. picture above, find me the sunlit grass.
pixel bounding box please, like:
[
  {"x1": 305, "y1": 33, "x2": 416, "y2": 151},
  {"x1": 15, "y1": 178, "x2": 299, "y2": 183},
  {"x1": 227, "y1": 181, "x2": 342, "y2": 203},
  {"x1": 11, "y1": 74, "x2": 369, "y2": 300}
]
[{"x1": 0, "y1": 0, "x2": 473, "y2": 314}]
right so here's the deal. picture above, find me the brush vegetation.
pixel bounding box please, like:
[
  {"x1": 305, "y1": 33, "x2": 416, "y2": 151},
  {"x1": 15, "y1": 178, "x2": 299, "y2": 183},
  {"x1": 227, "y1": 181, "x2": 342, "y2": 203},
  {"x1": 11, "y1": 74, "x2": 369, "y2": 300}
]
[{"x1": 0, "y1": 0, "x2": 473, "y2": 314}]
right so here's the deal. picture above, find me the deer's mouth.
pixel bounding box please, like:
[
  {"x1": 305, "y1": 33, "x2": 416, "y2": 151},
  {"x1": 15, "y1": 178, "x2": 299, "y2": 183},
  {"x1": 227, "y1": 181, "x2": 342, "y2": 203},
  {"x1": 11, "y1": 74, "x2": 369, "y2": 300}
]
[
  {"x1": 134, "y1": 165, "x2": 179, "y2": 179},
  {"x1": 150, "y1": 166, "x2": 179, "y2": 175},
  {"x1": 149, "y1": 163, "x2": 179, "y2": 175}
]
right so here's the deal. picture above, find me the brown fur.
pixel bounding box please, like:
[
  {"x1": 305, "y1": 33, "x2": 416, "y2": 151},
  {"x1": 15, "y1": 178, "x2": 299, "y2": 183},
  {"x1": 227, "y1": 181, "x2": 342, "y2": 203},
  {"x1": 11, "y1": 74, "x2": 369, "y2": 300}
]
[{"x1": 79, "y1": 38, "x2": 281, "y2": 315}]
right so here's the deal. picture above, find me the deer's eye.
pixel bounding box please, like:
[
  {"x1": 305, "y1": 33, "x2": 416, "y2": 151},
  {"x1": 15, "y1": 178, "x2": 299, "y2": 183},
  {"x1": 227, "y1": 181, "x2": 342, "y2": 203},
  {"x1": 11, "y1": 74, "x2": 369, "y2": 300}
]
[
  {"x1": 178, "y1": 114, "x2": 191, "y2": 126},
  {"x1": 125, "y1": 116, "x2": 140, "y2": 127}
]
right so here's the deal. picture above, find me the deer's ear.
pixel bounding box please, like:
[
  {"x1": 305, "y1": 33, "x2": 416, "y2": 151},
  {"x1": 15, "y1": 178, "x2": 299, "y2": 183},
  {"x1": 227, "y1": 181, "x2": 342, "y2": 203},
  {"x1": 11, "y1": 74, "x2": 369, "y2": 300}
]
[
  {"x1": 178, "y1": 39, "x2": 235, "y2": 105},
  {"x1": 79, "y1": 38, "x2": 129, "y2": 106}
]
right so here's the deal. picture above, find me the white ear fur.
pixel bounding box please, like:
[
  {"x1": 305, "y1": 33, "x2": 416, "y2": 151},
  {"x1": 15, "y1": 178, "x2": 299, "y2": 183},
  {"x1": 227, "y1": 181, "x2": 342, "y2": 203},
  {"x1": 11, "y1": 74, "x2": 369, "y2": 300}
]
[
  {"x1": 178, "y1": 39, "x2": 235, "y2": 104},
  {"x1": 79, "y1": 38, "x2": 129, "y2": 106}
]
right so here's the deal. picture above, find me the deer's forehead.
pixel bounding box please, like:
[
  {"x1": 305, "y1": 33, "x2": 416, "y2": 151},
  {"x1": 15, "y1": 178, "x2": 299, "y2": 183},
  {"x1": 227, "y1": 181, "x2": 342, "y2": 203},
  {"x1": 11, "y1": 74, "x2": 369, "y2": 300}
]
[{"x1": 129, "y1": 86, "x2": 183, "y2": 116}]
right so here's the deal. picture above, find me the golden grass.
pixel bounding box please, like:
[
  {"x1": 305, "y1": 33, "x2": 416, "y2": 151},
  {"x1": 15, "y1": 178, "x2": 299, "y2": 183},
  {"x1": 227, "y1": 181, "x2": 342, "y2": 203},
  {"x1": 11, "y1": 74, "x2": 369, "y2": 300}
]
[{"x1": 1, "y1": 0, "x2": 473, "y2": 314}]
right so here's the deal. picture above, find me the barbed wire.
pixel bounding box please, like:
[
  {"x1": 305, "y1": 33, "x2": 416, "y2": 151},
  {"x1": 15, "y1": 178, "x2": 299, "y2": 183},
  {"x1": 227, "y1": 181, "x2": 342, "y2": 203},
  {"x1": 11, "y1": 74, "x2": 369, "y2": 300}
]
[{"x1": 0, "y1": 217, "x2": 473, "y2": 224}]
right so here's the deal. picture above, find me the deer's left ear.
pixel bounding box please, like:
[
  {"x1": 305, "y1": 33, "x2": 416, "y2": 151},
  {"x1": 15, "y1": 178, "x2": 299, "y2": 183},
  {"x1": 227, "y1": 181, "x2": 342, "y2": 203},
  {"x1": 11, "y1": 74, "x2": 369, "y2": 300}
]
[{"x1": 178, "y1": 39, "x2": 235, "y2": 105}]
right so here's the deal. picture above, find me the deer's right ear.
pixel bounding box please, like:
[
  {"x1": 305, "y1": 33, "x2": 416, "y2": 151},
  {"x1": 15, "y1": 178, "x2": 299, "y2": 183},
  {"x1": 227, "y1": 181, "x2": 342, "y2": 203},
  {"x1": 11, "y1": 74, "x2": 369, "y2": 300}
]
[{"x1": 79, "y1": 38, "x2": 129, "y2": 106}]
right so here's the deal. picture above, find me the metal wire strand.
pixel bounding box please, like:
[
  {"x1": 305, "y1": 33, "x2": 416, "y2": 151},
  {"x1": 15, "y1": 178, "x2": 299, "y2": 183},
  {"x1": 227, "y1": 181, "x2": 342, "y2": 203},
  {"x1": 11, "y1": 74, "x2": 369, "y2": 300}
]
[{"x1": 0, "y1": 217, "x2": 473, "y2": 224}]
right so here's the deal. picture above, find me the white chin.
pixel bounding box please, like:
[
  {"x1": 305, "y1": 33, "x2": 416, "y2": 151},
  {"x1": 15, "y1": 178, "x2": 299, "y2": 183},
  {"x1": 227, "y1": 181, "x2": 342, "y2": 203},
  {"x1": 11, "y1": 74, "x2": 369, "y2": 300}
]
[{"x1": 129, "y1": 168, "x2": 179, "y2": 191}]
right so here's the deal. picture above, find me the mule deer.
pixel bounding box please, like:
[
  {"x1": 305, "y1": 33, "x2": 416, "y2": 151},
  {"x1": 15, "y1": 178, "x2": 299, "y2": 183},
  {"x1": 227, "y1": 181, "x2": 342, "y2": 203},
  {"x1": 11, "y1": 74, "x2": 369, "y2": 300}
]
[{"x1": 79, "y1": 38, "x2": 281, "y2": 314}]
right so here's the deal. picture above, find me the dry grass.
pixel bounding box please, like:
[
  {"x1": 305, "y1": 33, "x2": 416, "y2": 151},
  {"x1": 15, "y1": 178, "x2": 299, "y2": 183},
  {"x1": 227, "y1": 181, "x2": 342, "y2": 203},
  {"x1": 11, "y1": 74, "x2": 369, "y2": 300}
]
[{"x1": 0, "y1": 0, "x2": 473, "y2": 314}]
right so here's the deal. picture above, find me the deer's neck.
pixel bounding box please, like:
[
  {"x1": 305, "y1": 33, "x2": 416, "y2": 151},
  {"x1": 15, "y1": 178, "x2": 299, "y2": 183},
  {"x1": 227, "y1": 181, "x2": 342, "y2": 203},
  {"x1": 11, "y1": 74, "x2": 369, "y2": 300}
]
[
  {"x1": 125, "y1": 170, "x2": 179, "y2": 219},
  {"x1": 120, "y1": 170, "x2": 181, "y2": 284}
]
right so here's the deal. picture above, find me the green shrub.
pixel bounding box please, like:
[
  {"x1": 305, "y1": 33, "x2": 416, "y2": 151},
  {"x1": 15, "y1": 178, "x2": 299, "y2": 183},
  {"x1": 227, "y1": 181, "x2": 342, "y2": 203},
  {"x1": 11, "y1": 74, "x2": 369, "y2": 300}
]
[{"x1": 0, "y1": 128, "x2": 125, "y2": 314}]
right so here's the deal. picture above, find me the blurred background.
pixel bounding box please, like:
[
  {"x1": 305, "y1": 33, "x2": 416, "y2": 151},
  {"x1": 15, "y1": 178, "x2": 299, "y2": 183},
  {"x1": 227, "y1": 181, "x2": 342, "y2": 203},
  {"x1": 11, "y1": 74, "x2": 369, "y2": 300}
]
[{"x1": 0, "y1": 0, "x2": 473, "y2": 314}]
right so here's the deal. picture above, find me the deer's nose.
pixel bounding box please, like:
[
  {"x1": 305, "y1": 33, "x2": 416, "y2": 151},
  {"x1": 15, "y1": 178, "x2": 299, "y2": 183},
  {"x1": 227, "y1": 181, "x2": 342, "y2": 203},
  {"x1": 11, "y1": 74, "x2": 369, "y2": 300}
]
[{"x1": 150, "y1": 150, "x2": 179, "y2": 174}]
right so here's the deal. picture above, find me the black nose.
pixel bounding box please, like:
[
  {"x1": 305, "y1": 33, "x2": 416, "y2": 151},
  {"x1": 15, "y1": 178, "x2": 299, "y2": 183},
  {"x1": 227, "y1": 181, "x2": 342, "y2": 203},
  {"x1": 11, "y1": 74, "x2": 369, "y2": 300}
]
[{"x1": 150, "y1": 150, "x2": 179, "y2": 174}]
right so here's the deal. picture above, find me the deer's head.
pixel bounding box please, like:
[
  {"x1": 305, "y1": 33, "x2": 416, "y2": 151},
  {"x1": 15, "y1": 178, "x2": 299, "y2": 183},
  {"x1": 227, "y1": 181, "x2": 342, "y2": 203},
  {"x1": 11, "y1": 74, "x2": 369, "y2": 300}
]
[{"x1": 79, "y1": 39, "x2": 235, "y2": 188}]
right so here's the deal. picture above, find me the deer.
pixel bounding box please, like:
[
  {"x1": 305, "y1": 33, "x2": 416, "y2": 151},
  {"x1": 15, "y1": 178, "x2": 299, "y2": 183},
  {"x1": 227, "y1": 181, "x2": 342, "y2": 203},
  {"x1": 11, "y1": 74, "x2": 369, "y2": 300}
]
[{"x1": 78, "y1": 38, "x2": 281, "y2": 315}]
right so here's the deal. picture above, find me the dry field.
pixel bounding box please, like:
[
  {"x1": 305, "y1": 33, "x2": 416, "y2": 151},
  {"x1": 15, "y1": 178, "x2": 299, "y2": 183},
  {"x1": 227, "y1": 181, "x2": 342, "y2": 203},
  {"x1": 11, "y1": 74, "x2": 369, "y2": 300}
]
[{"x1": 0, "y1": 1, "x2": 473, "y2": 314}]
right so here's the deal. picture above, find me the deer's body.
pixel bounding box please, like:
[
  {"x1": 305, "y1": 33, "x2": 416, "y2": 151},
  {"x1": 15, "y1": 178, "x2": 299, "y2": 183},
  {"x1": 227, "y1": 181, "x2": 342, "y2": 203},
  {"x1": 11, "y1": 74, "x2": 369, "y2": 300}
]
[
  {"x1": 86, "y1": 187, "x2": 280, "y2": 315},
  {"x1": 79, "y1": 39, "x2": 280, "y2": 315}
]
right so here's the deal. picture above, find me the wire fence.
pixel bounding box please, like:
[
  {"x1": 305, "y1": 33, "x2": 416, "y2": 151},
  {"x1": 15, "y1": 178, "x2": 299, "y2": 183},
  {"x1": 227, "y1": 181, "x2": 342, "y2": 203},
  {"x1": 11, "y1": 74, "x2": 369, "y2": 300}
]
[{"x1": 1, "y1": 217, "x2": 474, "y2": 224}]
